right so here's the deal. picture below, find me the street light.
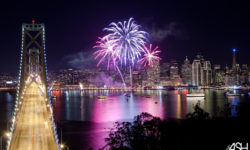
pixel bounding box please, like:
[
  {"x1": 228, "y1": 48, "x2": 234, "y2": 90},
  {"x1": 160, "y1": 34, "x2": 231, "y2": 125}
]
[
  {"x1": 58, "y1": 127, "x2": 69, "y2": 150},
  {"x1": 60, "y1": 144, "x2": 64, "y2": 149},
  {"x1": 1, "y1": 132, "x2": 10, "y2": 150},
  {"x1": 5, "y1": 132, "x2": 10, "y2": 138},
  {"x1": 60, "y1": 143, "x2": 69, "y2": 150}
]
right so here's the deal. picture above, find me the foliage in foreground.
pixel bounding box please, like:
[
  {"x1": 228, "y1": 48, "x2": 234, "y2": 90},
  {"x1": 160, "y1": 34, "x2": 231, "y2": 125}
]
[
  {"x1": 100, "y1": 103, "x2": 210, "y2": 150},
  {"x1": 101, "y1": 112, "x2": 162, "y2": 150},
  {"x1": 100, "y1": 100, "x2": 250, "y2": 150}
]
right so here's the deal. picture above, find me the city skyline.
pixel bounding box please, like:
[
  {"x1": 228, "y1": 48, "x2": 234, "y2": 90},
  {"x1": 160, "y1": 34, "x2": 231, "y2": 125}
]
[
  {"x1": 1, "y1": 50, "x2": 248, "y2": 88},
  {"x1": 0, "y1": 0, "x2": 249, "y2": 74}
]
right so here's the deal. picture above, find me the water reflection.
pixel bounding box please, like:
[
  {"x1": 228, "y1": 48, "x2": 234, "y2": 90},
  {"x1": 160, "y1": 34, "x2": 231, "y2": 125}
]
[
  {"x1": 228, "y1": 96, "x2": 240, "y2": 117},
  {"x1": 50, "y1": 89, "x2": 244, "y2": 122},
  {"x1": 1, "y1": 89, "x2": 244, "y2": 124}
]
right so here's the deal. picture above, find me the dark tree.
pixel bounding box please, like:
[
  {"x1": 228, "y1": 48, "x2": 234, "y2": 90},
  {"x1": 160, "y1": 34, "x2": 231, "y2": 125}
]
[{"x1": 186, "y1": 101, "x2": 210, "y2": 120}]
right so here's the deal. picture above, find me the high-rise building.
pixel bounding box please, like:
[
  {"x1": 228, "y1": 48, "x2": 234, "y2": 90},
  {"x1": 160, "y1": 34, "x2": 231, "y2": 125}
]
[
  {"x1": 170, "y1": 60, "x2": 179, "y2": 78},
  {"x1": 160, "y1": 62, "x2": 170, "y2": 81},
  {"x1": 132, "y1": 70, "x2": 142, "y2": 87},
  {"x1": 201, "y1": 61, "x2": 212, "y2": 86},
  {"x1": 192, "y1": 53, "x2": 212, "y2": 86},
  {"x1": 170, "y1": 60, "x2": 180, "y2": 85},
  {"x1": 192, "y1": 59, "x2": 202, "y2": 86},
  {"x1": 214, "y1": 70, "x2": 225, "y2": 85},
  {"x1": 232, "y1": 48, "x2": 236, "y2": 70},
  {"x1": 181, "y1": 57, "x2": 192, "y2": 85},
  {"x1": 213, "y1": 64, "x2": 224, "y2": 85},
  {"x1": 146, "y1": 60, "x2": 160, "y2": 86},
  {"x1": 240, "y1": 64, "x2": 249, "y2": 85}
]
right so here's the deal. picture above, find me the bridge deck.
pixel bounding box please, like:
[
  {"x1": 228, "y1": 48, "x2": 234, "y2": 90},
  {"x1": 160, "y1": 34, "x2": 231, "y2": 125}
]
[{"x1": 9, "y1": 82, "x2": 58, "y2": 150}]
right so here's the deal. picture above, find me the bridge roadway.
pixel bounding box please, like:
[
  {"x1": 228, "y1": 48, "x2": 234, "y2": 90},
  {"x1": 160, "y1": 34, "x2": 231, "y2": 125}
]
[{"x1": 9, "y1": 82, "x2": 58, "y2": 150}]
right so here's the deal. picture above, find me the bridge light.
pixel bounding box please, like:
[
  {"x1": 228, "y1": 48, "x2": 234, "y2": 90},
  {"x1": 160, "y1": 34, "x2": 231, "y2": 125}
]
[{"x1": 5, "y1": 132, "x2": 10, "y2": 138}]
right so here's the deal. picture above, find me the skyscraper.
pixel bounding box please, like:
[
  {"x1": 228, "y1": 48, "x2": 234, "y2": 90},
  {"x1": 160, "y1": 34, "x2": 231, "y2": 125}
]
[
  {"x1": 213, "y1": 64, "x2": 224, "y2": 85},
  {"x1": 240, "y1": 64, "x2": 249, "y2": 85},
  {"x1": 214, "y1": 70, "x2": 225, "y2": 85},
  {"x1": 201, "y1": 61, "x2": 212, "y2": 86},
  {"x1": 192, "y1": 53, "x2": 212, "y2": 86},
  {"x1": 192, "y1": 59, "x2": 202, "y2": 86},
  {"x1": 232, "y1": 48, "x2": 236, "y2": 70},
  {"x1": 160, "y1": 62, "x2": 170, "y2": 81},
  {"x1": 181, "y1": 57, "x2": 192, "y2": 85},
  {"x1": 146, "y1": 60, "x2": 160, "y2": 87},
  {"x1": 170, "y1": 60, "x2": 180, "y2": 85}
]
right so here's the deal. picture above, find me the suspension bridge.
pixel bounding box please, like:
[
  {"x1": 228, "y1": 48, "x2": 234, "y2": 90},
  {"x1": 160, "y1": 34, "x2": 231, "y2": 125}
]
[{"x1": 6, "y1": 21, "x2": 60, "y2": 150}]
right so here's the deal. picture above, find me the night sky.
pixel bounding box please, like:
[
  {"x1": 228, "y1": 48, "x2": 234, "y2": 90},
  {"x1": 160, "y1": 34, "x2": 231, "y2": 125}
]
[{"x1": 0, "y1": 0, "x2": 249, "y2": 74}]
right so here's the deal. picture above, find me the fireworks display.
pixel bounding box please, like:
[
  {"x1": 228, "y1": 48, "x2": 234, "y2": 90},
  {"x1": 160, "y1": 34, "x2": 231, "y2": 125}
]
[
  {"x1": 93, "y1": 17, "x2": 162, "y2": 88},
  {"x1": 102, "y1": 17, "x2": 148, "y2": 66},
  {"x1": 138, "y1": 44, "x2": 161, "y2": 67},
  {"x1": 93, "y1": 37, "x2": 119, "y2": 70}
]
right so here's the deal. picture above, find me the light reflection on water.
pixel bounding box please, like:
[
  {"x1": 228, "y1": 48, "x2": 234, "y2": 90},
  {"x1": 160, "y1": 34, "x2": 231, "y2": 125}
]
[
  {"x1": 228, "y1": 96, "x2": 240, "y2": 117},
  {"x1": 51, "y1": 89, "x2": 237, "y2": 122}
]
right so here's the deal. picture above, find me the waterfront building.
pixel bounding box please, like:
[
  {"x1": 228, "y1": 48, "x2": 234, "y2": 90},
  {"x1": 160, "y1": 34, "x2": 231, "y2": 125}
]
[
  {"x1": 192, "y1": 53, "x2": 212, "y2": 86},
  {"x1": 146, "y1": 60, "x2": 160, "y2": 87},
  {"x1": 170, "y1": 60, "x2": 180, "y2": 85},
  {"x1": 181, "y1": 57, "x2": 192, "y2": 85},
  {"x1": 0, "y1": 73, "x2": 17, "y2": 86},
  {"x1": 192, "y1": 59, "x2": 202, "y2": 86},
  {"x1": 225, "y1": 50, "x2": 242, "y2": 86},
  {"x1": 132, "y1": 70, "x2": 142, "y2": 87},
  {"x1": 160, "y1": 62, "x2": 170, "y2": 81},
  {"x1": 170, "y1": 60, "x2": 178, "y2": 80},
  {"x1": 201, "y1": 61, "x2": 212, "y2": 86},
  {"x1": 213, "y1": 64, "x2": 221, "y2": 85},
  {"x1": 240, "y1": 64, "x2": 249, "y2": 85},
  {"x1": 214, "y1": 70, "x2": 225, "y2": 85}
]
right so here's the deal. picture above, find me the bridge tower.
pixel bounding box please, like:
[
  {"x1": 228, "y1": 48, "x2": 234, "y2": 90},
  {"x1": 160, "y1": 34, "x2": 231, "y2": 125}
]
[
  {"x1": 7, "y1": 20, "x2": 60, "y2": 149},
  {"x1": 18, "y1": 20, "x2": 48, "y2": 97}
]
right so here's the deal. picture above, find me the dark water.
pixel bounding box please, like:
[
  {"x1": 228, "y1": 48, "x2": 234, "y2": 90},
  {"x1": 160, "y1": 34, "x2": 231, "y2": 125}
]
[{"x1": 0, "y1": 89, "x2": 248, "y2": 150}]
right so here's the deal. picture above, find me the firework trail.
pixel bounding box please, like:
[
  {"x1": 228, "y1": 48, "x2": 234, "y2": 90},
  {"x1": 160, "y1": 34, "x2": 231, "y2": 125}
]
[
  {"x1": 138, "y1": 44, "x2": 161, "y2": 67},
  {"x1": 93, "y1": 37, "x2": 126, "y2": 87}
]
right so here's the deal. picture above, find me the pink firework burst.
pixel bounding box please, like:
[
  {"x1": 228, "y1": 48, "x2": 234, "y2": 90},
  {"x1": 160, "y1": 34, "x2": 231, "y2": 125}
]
[
  {"x1": 138, "y1": 44, "x2": 161, "y2": 67},
  {"x1": 93, "y1": 37, "x2": 119, "y2": 70}
]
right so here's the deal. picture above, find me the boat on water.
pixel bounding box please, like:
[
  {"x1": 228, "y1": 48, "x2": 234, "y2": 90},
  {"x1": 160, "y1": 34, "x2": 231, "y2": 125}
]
[
  {"x1": 186, "y1": 93, "x2": 205, "y2": 97},
  {"x1": 97, "y1": 95, "x2": 107, "y2": 99},
  {"x1": 124, "y1": 93, "x2": 131, "y2": 97},
  {"x1": 145, "y1": 95, "x2": 151, "y2": 98},
  {"x1": 225, "y1": 91, "x2": 241, "y2": 97},
  {"x1": 214, "y1": 87, "x2": 225, "y2": 90}
]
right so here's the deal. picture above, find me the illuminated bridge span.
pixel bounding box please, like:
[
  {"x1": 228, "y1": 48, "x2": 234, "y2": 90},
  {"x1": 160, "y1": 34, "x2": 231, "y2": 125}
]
[{"x1": 7, "y1": 21, "x2": 60, "y2": 150}]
